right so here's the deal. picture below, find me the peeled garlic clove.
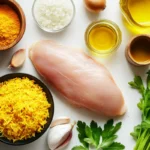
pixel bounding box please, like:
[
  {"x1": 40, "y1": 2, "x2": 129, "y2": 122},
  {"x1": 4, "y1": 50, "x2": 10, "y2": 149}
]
[
  {"x1": 50, "y1": 117, "x2": 70, "y2": 128},
  {"x1": 9, "y1": 49, "x2": 26, "y2": 68},
  {"x1": 47, "y1": 124, "x2": 73, "y2": 150}
]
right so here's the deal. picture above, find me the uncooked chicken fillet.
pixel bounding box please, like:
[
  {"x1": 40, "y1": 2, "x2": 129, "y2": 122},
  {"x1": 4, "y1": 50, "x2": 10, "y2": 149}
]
[{"x1": 29, "y1": 40, "x2": 126, "y2": 116}]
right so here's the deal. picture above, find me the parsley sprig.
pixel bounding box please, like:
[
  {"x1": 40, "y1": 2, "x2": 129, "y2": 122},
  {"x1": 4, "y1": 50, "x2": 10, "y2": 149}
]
[
  {"x1": 129, "y1": 70, "x2": 150, "y2": 150},
  {"x1": 72, "y1": 119, "x2": 125, "y2": 150}
]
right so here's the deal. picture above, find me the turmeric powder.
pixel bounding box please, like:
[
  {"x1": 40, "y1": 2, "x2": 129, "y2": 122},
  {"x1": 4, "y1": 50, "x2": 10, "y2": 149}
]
[{"x1": 0, "y1": 5, "x2": 20, "y2": 47}]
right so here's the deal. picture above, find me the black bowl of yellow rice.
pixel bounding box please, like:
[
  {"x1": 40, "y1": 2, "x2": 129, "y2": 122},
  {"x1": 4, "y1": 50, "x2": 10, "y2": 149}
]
[{"x1": 0, "y1": 73, "x2": 54, "y2": 145}]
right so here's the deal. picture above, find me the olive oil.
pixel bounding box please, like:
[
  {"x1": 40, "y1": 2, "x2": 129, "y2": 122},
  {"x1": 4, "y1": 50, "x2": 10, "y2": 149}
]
[
  {"x1": 85, "y1": 20, "x2": 122, "y2": 56},
  {"x1": 120, "y1": 0, "x2": 150, "y2": 33},
  {"x1": 128, "y1": 0, "x2": 150, "y2": 25},
  {"x1": 89, "y1": 26, "x2": 117, "y2": 51}
]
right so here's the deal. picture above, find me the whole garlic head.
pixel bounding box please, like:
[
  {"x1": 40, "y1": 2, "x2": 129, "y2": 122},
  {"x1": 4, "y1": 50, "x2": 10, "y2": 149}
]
[{"x1": 47, "y1": 117, "x2": 74, "y2": 150}]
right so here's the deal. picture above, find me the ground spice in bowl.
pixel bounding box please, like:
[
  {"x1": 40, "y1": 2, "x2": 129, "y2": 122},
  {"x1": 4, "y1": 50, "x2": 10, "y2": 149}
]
[{"x1": 0, "y1": 4, "x2": 20, "y2": 47}]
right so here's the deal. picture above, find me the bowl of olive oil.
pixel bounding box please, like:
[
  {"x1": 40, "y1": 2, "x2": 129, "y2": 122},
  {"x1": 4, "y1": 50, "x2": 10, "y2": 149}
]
[{"x1": 85, "y1": 20, "x2": 122, "y2": 56}]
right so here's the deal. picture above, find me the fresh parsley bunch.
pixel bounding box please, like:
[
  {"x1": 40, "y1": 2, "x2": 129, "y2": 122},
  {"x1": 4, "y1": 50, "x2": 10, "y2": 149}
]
[
  {"x1": 129, "y1": 70, "x2": 150, "y2": 150},
  {"x1": 72, "y1": 119, "x2": 125, "y2": 150}
]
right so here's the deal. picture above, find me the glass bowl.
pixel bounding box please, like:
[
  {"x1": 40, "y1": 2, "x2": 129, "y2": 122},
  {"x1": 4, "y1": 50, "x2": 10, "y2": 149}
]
[
  {"x1": 85, "y1": 20, "x2": 122, "y2": 56},
  {"x1": 32, "y1": 0, "x2": 75, "y2": 33},
  {"x1": 0, "y1": 73, "x2": 54, "y2": 146}
]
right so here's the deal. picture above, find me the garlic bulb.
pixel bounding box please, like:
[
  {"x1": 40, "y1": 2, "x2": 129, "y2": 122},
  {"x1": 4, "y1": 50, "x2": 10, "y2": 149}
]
[
  {"x1": 47, "y1": 117, "x2": 74, "y2": 150},
  {"x1": 9, "y1": 49, "x2": 26, "y2": 68}
]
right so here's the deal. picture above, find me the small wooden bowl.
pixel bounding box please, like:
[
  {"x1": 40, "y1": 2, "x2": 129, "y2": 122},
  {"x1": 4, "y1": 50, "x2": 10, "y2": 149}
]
[
  {"x1": 125, "y1": 35, "x2": 150, "y2": 66},
  {"x1": 0, "y1": 0, "x2": 26, "y2": 51}
]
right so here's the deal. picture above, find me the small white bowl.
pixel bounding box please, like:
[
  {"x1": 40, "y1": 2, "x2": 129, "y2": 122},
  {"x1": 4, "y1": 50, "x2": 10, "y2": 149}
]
[{"x1": 32, "y1": 0, "x2": 75, "y2": 33}]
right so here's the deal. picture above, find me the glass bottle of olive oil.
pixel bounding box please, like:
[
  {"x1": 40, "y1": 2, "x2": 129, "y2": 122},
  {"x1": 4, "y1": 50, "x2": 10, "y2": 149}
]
[{"x1": 120, "y1": 0, "x2": 150, "y2": 34}]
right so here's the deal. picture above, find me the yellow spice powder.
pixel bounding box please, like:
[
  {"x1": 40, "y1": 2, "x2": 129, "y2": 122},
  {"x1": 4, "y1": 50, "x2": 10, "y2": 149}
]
[
  {"x1": 0, "y1": 77, "x2": 51, "y2": 142},
  {"x1": 0, "y1": 5, "x2": 20, "y2": 47}
]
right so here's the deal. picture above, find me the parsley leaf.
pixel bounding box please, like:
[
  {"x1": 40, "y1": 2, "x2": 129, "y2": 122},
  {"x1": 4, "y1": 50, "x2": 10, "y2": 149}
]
[
  {"x1": 99, "y1": 120, "x2": 122, "y2": 148},
  {"x1": 103, "y1": 142, "x2": 125, "y2": 150},
  {"x1": 100, "y1": 135, "x2": 118, "y2": 148},
  {"x1": 77, "y1": 121, "x2": 89, "y2": 148},
  {"x1": 129, "y1": 76, "x2": 145, "y2": 95},
  {"x1": 90, "y1": 121, "x2": 102, "y2": 146},
  {"x1": 102, "y1": 119, "x2": 121, "y2": 140},
  {"x1": 72, "y1": 146, "x2": 88, "y2": 150},
  {"x1": 84, "y1": 125, "x2": 96, "y2": 146},
  {"x1": 130, "y1": 125, "x2": 141, "y2": 141},
  {"x1": 84, "y1": 121, "x2": 102, "y2": 148},
  {"x1": 72, "y1": 120, "x2": 125, "y2": 150}
]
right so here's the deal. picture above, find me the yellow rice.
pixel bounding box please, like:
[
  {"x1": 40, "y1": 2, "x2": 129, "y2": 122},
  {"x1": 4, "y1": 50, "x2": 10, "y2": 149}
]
[{"x1": 0, "y1": 77, "x2": 51, "y2": 142}]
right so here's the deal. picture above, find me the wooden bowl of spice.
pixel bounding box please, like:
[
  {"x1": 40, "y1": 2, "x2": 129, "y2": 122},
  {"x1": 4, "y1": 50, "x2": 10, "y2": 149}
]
[
  {"x1": 0, "y1": 0, "x2": 26, "y2": 51},
  {"x1": 126, "y1": 35, "x2": 150, "y2": 66}
]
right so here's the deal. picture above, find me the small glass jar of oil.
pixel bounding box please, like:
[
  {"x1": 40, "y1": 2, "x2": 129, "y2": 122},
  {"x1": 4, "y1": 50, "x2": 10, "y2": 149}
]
[
  {"x1": 85, "y1": 20, "x2": 122, "y2": 56},
  {"x1": 120, "y1": 0, "x2": 150, "y2": 34}
]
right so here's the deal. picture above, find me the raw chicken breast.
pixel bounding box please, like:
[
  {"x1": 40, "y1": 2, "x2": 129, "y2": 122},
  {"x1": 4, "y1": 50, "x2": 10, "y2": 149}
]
[{"x1": 29, "y1": 40, "x2": 126, "y2": 116}]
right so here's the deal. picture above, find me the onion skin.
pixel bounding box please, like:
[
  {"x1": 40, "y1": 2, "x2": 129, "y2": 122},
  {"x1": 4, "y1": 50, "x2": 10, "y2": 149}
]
[{"x1": 84, "y1": 0, "x2": 106, "y2": 13}]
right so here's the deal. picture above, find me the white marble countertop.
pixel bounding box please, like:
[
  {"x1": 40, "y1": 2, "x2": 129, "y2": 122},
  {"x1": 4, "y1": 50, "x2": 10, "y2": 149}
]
[{"x1": 0, "y1": 0, "x2": 148, "y2": 150}]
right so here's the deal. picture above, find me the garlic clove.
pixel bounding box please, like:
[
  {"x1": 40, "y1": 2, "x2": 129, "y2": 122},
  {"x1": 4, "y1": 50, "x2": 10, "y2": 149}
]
[
  {"x1": 9, "y1": 49, "x2": 26, "y2": 68},
  {"x1": 47, "y1": 123, "x2": 74, "y2": 150},
  {"x1": 55, "y1": 132, "x2": 72, "y2": 150},
  {"x1": 50, "y1": 117, "x2": 70, "y2": 128}
]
